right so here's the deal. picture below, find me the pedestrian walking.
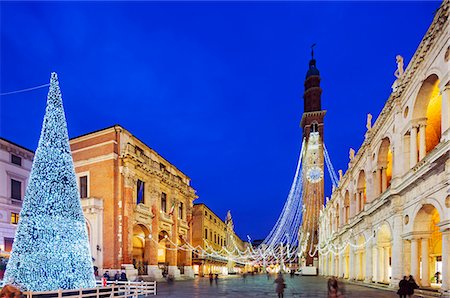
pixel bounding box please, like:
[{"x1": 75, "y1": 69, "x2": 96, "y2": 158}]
[
  {"x1": 327, "y1": 277, "x2": 344, "y2": 298},
  {"x1": 120, "y1": 270, "x2": 128, "y2": 281},
  {"x1": 397, "y1": 276, "x2": 408, "y2": 298},
  {"x1": 209, "y1": 272, "x2": 214, "y2": 285},
  {"x1": 267, "y1": 271, "x2": 271, "y2": 280},
  {"x1": 274, "y1": 272, "x2": 286, "y2": 298},
  {"x1": 103, "y1": 270, "x2": 111, "y2": 281},
  {"x1": 215, "y1": 274, "x2": 219, "y2": 285},
  {"x1": 114, "y1": 270, "x2": 121, "y2": 281},
  {"x1": 0, "y1": 285, "x2": 22, "y2": 298},
  {"x1": 407, "y1": 275, "x2": 419, "y2": 298}
]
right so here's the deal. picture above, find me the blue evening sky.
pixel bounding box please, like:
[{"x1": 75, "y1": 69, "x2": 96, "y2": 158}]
[{"x1": 0, "y1": 1, "x2": 441, "y2": 240}]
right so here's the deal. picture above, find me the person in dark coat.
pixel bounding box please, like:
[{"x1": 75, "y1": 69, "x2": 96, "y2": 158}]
[
  {"x1": 120, "y1": 270, "x2": 128, "y2": 281},
  {"x1": 274, "y1": 272, "x2": 285, "y2": 298},
  {"x1": 407, "y1": 275, "x2": 419, "y2": 297},
  {"x1": 397, "y1": 276, "x2": 408, "y2": 298}
]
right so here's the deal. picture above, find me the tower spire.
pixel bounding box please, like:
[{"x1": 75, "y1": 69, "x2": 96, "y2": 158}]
[{"x1": 311, "y1": 43, "x2": 316, "y2": 59}]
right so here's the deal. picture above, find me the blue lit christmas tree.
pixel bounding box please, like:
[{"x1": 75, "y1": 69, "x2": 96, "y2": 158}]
[{"x1": 4, "y1": 73, "x2": 95, "y2": 291}]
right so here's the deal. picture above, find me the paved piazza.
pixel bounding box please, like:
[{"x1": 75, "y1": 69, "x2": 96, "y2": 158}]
[{"x1": 156, "y1": 275, "x2": 397, "y2": 297}]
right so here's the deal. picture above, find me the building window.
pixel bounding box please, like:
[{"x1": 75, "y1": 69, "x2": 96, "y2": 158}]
[
  {"x1": 4, "y1": 238, "x2": 14, "y2": 252},
  {"x1": 178, "y1": 202, "x2": 184, "y2": 219},
  {"x1": 214, "y1": 219, "x2": 216, "y2": 224},
  {"x1": 11, "y1": 154, "x2": 22, "y2": 166},
  {"x1": 209, "y1": 215, "x2": 212, "y2": 220},
  {"x1": 214, "y1": 234, "x2": 216, "y2": 244},
  {"x1": 160, "y1": 163, "x2": 166, "y2": 171},
  {"x1": 136, "y1": 179, "x2": 145, "y2": 204},
  {"x1": 210, "y1": 231, "x2": 212, "y2": 240},
  {"x1": 205, "y1": 229, "x2": 208, "y2": 239},
  {"x1": 161, "y1": 192, "x2": 167, "y2": 213},
  {"x1": 79, "y1": 176, "x2": 88, "y2": 198},
  {"x1": 11, "y1": 179, "x2": 21, "y2": 200},
  {"x1": 11, "y1": 212, "x2": 19, "y2": 224},
  {"x1": 205, "y1": 211, "x2": 207, "y2": 216}
]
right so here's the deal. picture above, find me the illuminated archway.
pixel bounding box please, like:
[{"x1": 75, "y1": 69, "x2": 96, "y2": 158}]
[
  {"x1": 412, "y1": 74, "x2": 442, "y2": 159},
  {"x1": 377, "y1": 138, "x2": 392, "y2": 193},
  {"x1": 376, "y1": 224, "x2": 392, "y2": 283},
  {"x1": 344, "y1": 191, "x2": 350, "y2": 224},
  {"x1": 133, "y1": 224, "x2": 150, "y2": 275},
  {"x1": 412, "y1": 204, "x2": 442, "y2": 287},
  {"x1": 356, "y1": 235, "x2": 366, "y2": 281},
  {"x1": 356, "y1": 171, "x2": 366, "y2": 212}
]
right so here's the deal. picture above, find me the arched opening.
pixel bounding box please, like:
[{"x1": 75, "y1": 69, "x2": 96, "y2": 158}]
[
  {"x1": 344, "y1": 191, "x2": 350, "y2": 224},
  {"x1": 376, "y1": 224, "x2": 392, "y2": 283},
  {"x1": 412, "y1": 204, "x2": 442, "y2": 287},
  {"x1": 133, "y1": 224, "x2": 150, "y2": 275},
  {"x1": 356, "y1": 171, "x2": 366, "y2": 212},
  {"x1": 344, "y1": 245, "x2": 350, "y2": 279},
  {"x1": 356, "y1": 235, "x2": 366, "y2": 281},
  {"x1": 336, "y1": 203, "x2": 340, "y2": 228},
  {"x1": 412, "y1": 75, "x2": 442, "y2": 164},
  {"x1": 158, "y1": 230, "x2": 170, "y2": 275},
  {"x1": 177, "y1": 235, "x2": 187, "y2": 274},
  {"x1": 377, "y1": 138, "x2": 392, "y2": 194}
]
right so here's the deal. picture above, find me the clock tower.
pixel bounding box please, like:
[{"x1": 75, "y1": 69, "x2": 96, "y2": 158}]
[{"x1": 299, "y1": 47, "x2": 326, "y2": 267}]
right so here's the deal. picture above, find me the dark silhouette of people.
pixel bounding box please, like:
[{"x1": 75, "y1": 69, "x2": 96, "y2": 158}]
[
  {"x1": 114, "y1": 271, "x2": 121, "y2": 281},
  {"x1": 274, "y1": 272, "x2": 285, "y2": 298},
  {"x1": 327, "y1": 276, "x2": 343, "y2": 298},
  {"x1": 215, "y1": 274, "x2": 219, "y2": 285},
  {"x1": 407, "y1": 275, "x2": 419, "y2": 297},
  {"x1": 267, "y1": 271, "x2": 271, "y2": 280},
  {"x1": 209, "y1": 272, "x2": 214, "y2": 285},
  {"x1": 120, "y1": 270, "x2": 128, "y2": 281},
  {"x1": 397, "y1": 276, "x2": 408, "y2": 298},
  {"x1": 103, "y1": 271, "x2": 111, "y2": 281}
]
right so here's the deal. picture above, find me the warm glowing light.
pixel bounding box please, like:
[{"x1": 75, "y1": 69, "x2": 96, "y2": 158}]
[
  {"x1": 386, "y1": 147, "x2": 392, "y2": 185},
  {"x1": 426, "y1": 80, "x2": 442, "y2": 153}
]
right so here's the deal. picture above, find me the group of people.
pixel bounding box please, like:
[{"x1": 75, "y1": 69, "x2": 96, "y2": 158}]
[
  {"x1": 102, "y1": 270, "x2": 128, "y2": 281},
  {"x1": 397, "y1": 275, "x2": 419, "y2": 298}
]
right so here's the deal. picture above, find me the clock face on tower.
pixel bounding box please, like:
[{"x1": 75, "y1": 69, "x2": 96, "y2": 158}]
[{"x1": 306, "y1": 166, "x2": 323, "y2": 183}]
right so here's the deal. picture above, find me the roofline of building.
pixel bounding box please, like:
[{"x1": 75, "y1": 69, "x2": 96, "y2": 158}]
[
  {"x1": 0, "y1": 137, "x2": 35, "y2": 154},
  {"x1": 70, "y1": 124, "x2": 193, "y2": 181}
]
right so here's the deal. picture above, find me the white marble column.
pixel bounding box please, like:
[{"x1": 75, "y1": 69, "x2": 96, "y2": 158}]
[
  {"x1": 440, "y1": 85, "x2": 450, "y2": 138},
  {"x1": 375, "y1": 169, "x2": 381, "y2": 197},
  {"x1": 365, "y1": 241, "x2": 373, "y2": 283},
  {"x1": 349, "y1": 246, "x2": 355, "y2": 280},
  {"x1": 378, "y1": 247, "x2": 384, "y2": 282},
  {"x1": 411, "y1": 238, "x2": 420, "y2": 284},
  {"x1": 384, "y1": 246, "x2": 390, "y2": 283},
  {"x1": 391, "y1": 214, "x2": 403, "y2": 286},
  {"x1": 338, "y1": 253, "x2": 343, "y2": 278},
  {"x1": 418, "y1": 124, "x2": 426, "y2": 160},
  {"x1": 373, "y1": 245, "x2": 378, "y2": 282},
  {"x1": 410, "y1": 126, "x2": 418, "y2": 167},
  {"x1": 441, "y1": 232, "x2": 450, "y2": 291},
  {"x1": 421, "y1": 237, "x2": 430, "y2": 286}
]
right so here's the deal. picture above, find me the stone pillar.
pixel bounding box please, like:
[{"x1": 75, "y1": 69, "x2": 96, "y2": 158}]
[
  {"x1": 365, "y1": 241, "x2": 373, "y2": 283},
  {"x1": 373, "y1": 245, "x2": 378, "y2": 282},
  {"x1": 418, "y1": 124, "x2": 426, "y2": 160},
  {"x1": 349, "y1": 246, "x2": 355, "y2": 280},
  {"x1": 338, "y1": 253, "x2": 343, "y2": 278},
  {"x1": 410, "y1": 126, "x2": 418, "y2": 168},
  {"x1": 375, "y1": 169, "x2": 381, "y2": 197},
  {"x1": 391, "y1": 214, "x2": 403, "y2": 286},
  {"x1": 421, "y1": 237, "x2": 430, "y2": 287},
  {"x1": 148, "y1": 201, "x2": 163, "y2": 279},
  {"x1": 384, "y1": 246, "x2": 390, "y2": 283},
  {"x1": 411, "y1": 238, "x2": 420, "y2": 285},
  {"x1": 378, "y1": 247, "x2": 384, "y2": 282},
  {"x1": 381, "y1": 168, "x2": 387, "y2": 193},
  {"x1": 440, "y1": 85, "x2": 450, "y2": 139},
  {"x1": 441, "y1": 231, "x2": 450, "y2": 291}
]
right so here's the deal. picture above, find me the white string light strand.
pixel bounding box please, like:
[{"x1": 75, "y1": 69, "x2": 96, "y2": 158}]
[{"x1": 0, "y1": 83, "x2": 50, "y2": 96}]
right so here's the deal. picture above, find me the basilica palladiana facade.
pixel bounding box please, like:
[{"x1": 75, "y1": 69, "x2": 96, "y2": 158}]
[{"x1": 318, "y1": 0, "x2": 450, "y2": 295}]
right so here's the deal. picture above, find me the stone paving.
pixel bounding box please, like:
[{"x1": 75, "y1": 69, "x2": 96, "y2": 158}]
[{"x1": 156, "y1": 274, "x2": 397, "y2": 297}]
